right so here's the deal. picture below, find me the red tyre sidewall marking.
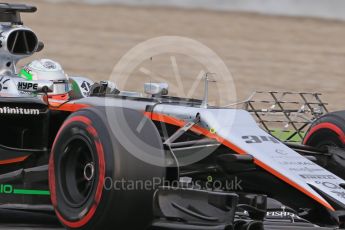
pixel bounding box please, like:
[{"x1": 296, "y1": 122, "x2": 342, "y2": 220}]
[
  {"x1": 303, "y1": 122, "x2": 345, "y2": 145},
  {"x1": 49, "y1": 115, "x2": 106, "y2": 228}
]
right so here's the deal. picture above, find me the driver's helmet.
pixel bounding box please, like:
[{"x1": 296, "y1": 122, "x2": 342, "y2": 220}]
[{"x1": 19, "y1": 59, "x2": 70, "y2": 100}]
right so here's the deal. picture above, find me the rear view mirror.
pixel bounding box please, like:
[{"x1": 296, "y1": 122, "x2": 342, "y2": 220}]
[
  {"x1": 17, "y1": 80, "x2": 53, "y2": 93},
  {"x1": 36, "y1": 41, "x2": 45, "y2": 52},
  {"x1": 144, "y1": 83, "x2": 168, "y2": 96}
]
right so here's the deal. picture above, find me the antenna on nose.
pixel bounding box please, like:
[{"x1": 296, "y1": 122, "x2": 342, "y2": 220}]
[{"x1": 201, "y1": 72, "x2": 216, "y2": 109}]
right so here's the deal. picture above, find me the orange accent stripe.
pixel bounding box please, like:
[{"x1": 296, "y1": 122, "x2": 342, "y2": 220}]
[
  {"x1": 145, "y1": 112, "x2": 335, "y2": 211},
  {"x1": 0, "y1": 155, "x2": 29, "y2": 165},
  {"x1": 49, "y1": 102, "x2": 90, "y2": 112},
  {"x1": 145, "y1": 112, "x2": 248, "y2": 155}
]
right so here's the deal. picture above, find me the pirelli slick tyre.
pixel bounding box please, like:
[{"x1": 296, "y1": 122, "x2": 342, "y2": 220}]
[
  {"x1": 304, "y1": 111, "x2": 345, "y2": 150},
  {"x1": 49, "y1": 107, "x2": 166, "y2": 230}
]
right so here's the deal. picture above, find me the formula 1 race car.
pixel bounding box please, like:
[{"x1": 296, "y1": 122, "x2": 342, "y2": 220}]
[{"x1": 2, "y1": 3, "x2": 345, "y2": 230}]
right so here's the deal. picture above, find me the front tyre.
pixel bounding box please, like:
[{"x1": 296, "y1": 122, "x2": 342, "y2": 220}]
[
  {"x1": 304, "y1": 111, "x2": 345, "y2": 150},
  {"x1": 49, "y1": 107, "x2": 166, "y2": 229}
]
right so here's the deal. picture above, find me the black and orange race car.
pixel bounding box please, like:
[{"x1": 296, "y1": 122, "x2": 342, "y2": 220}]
[{"x1": 2, "y1": 3, "x2": 345, "y2": 230}]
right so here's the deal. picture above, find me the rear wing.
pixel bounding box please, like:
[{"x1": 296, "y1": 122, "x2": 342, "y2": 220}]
[{"x1": 242, "y1": 91, "x2": 328, "y2": 143}]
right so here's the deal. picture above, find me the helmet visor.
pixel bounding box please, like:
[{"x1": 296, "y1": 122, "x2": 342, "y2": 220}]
[{"x1": 51, "y1": 80, "x2": 71, "y2": 95}]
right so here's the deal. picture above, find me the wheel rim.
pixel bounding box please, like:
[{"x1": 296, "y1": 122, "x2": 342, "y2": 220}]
[
  {"x1": 318, "y1": 141, "x2": 339, "y2": 150},
  {"x1": 60, "y1": 136, "x2": 96, "y2": 208}
]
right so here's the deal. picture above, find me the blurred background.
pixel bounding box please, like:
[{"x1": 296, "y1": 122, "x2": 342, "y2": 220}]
[{"x1": 18, "y1": 0, "x2": 345, "y2": 110}]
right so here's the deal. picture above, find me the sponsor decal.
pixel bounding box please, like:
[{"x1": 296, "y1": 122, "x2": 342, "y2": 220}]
[
  {"x1": 242, "y1": 135, "x2": 279, "y2": 144},
  {"x1": 266, "y1": 211, "x2": 300, "y2": 219},
  {"x1": 20, "y1": 67, "x2": 34, "y2": 81},
  {"x1": 81, "y1": 81, "x2": 91, "y2": 92},
  {"x1": 0, "y1": 77, "x2": 9, "y2": 91},
  {"x1": 0, "y1": 184, "x2": 12, "y2": 194},
  {"x1": 81, "y1": 81, "x2": 92, "y2": 96},
  {"x1": 42, "y1": 60, "x2": 57, "y2": 69},
  {"x1": 332, "y1": 191, "x2": 345, "y2": 199},
  {"x1": 275, "y1": 149, "x2": 289, "y2": 155},
  {"x1": 301, "y1": 175, "x2": 336, "y2": 180},
  {"x1": 315, "y1": 181, "x2": 341, "y2": 189},
  {"x1": 0, "y1": 184, "x2": 50, "y2": 196},
  {"x1": 18, "y1": 82, "x2": 38, "y2": 91},
  {"x1": 0, "y1": 107, "x2": 40, "y2": 115},
  {"x1": 278, "y1": 161, "x2": 314, "y2": 166},
  {"x1": 289, "y1": 167, "x2": 323, "y2": 173},
  {"x1": 271, "y1": 155, "x2": 296, "y2": 160}
]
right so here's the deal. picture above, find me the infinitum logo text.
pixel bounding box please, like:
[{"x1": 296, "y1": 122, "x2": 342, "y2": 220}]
[{"x1": 0, "y1": 107, "x2": 40, "y2": 115}]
